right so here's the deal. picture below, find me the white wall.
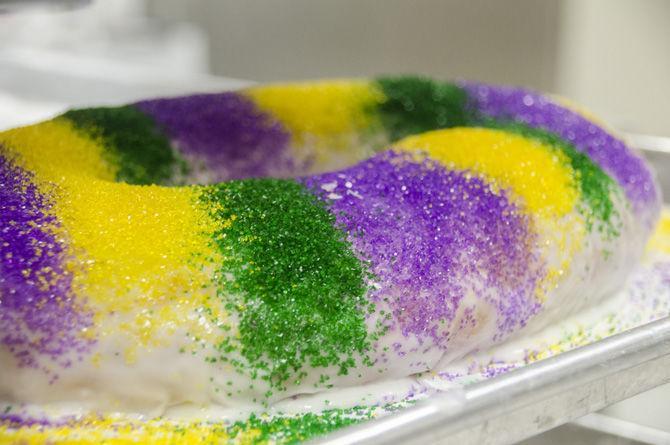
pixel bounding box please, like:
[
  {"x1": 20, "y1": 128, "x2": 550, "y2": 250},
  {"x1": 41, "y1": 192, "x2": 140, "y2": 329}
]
[
  {"x1": 148, "y1": 0, "x2": 561, "y2": 90},
  {"x1": 556, "y1": 0, "x2": 670, "y2": 137}
]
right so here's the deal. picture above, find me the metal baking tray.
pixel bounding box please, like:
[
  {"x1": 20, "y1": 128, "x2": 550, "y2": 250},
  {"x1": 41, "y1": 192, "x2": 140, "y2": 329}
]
[{"x1": 312, "y1": 133, "x2": 670, "y2": 445}]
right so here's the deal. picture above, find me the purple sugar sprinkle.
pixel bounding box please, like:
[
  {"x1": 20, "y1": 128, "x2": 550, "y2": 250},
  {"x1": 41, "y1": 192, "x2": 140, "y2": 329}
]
[
  {"x1": 0, "y1": 151, "x2": 93, "y2": 372},
  {"x1": 460, "y1": 81, "x2": 660, "y2": 224},
  {"x1": 135, "y1": 92, "x2": 293, "y2": 182},
  {"x1": 437, "y1": 371, "x2": 462, "y2": 382},
  {"x1": 303, "y1": 152, "x2": 542, "y2": 351},
  {"x1": 481, "y1": 362, "x2": 518, "y2": 379},
  {"x1": 0, "y1": 413, "x2": 57, "y2": 428}
]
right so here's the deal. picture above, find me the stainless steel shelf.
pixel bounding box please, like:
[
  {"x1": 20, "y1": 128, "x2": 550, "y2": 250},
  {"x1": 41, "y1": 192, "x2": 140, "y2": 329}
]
[{"x1": 314, "y1": 316, "x2": 670, "y2": 445}]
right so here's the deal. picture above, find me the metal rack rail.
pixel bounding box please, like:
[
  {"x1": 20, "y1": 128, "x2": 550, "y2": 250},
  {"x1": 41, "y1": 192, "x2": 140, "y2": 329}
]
[{"x1": 315, "y1": 316, "x2": 670, "y2": 445}]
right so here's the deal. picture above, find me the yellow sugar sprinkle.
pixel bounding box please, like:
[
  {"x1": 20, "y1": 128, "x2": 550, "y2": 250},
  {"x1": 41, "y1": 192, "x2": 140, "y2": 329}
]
[
  {"x1": 396, "y1": 127, "x2": 585, "y2": 301},
  {"x1": 245, "y1": 80, "x2": 383, "y2": 141},
  {"x1": 396, "y1": 127, "x2": 578, "y2": 218},
  {"x1": 244, "y1": 80, "x2": 386, "y2": 170},
  {"x1": 0, "y1": 121, "x2": 227, "y2": 355},
  {"x1": 0, "y1": 417, "x2": 236, "y2": 445},
  {"x1": 647, "y1": 208, "x2": 670, "y2": 254},
  {"x1": 59, "y1": 179, "x2": 225, "y2": 350},
  {"x1": 0, "y1": 119, "x2": 116, "y2": 182}
]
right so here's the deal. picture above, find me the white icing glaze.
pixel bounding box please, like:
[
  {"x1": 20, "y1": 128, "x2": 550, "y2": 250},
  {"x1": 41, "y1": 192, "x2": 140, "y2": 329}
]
[{"x1": 0, "y1": 193, "x2": 650, "y2": 424}]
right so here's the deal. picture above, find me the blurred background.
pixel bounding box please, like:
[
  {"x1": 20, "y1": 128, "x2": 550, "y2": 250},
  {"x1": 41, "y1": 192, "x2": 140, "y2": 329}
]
[
  {"x1": 0, "y1": 0, "x2": 668, "y2": 135},
  {"x1": 0, "y1": 0, "x2": 669, "y2": 442}
]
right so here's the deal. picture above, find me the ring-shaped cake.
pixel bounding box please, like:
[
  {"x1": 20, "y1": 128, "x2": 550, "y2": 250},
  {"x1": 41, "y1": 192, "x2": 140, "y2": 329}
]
[{"x1": 0, "y1": 77, "x2": 660, "y2": 432}]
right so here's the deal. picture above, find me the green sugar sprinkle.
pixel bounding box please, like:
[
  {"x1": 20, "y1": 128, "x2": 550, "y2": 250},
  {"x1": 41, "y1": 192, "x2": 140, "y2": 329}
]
[
  {"x1": 63, "y1": 105, "x2": 187, "y2": 185},
  {"x1": 374, "y1": 76, "x2": 472, "y2": 141},
  {"x1": 228, "y1": 406, "x2": 375, "y2": 444},
  {"x1": 201, "y1": 179, "x2": 373, "y2": 390},
  {"x1": 373, "y1": 76, "x2": 621, "y2": 237},
  {"x1": 226, "y1": 403, "x2": 412, "y2": 443},
  {"x1": 480, "y1": 119, "x2": 621, "y2": 237}
]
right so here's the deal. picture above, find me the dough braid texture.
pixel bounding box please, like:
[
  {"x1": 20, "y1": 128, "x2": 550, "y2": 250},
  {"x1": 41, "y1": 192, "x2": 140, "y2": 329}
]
[{"x1": 0, "y1": 76, "x2": 660, "y2": 412}]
